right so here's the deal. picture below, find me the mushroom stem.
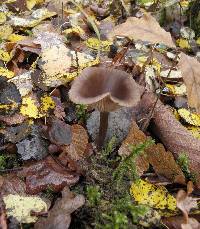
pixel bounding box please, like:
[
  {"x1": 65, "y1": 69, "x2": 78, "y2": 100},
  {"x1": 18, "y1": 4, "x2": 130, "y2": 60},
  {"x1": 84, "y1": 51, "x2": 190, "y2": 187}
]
[{"x1": 96, "y1": 111, "x2": 109, "y2": 150}]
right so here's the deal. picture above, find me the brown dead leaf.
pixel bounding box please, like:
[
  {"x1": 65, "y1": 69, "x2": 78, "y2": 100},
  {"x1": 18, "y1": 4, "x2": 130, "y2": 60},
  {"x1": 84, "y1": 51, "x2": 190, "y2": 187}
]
[
  {"x1": 137, "y1": 92, "x2": 200, "y2": 188},
  {"x1": 0, "y1": 113, "x2": 25, "y2": 126},
  {"x1": 178, "y1": 52, "x2": 200, "y2": 113},
  {"x1": 176, "y1": 190, "x2": 198, "y2": 219},
  {"x1": 118, "y1": 121, "x2": 185, "y2": 183},
  {"x1": 109, "y1": 12, "x2": 175, "y2": 47},
  {"x1": 162, "y1": 216, "x2": 200, "y2": 229},
  {"x1": 0, "y1": 175, "x2": 26, "y2": 196},
  {"x1": 60, "y1": 124, "x2": 89, "y2": 162},
  {"x1": 18, "y1": 156, "x2": 79, "y2": 194},
  {"x1": 34, "y1": 186, "x2": 85, "y2": 229}
]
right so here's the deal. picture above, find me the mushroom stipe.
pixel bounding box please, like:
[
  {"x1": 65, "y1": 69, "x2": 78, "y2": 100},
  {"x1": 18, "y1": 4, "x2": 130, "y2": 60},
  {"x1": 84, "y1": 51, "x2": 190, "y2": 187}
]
[{"x1": 69, "y1": 67, "x2": 143, "y2": 150}]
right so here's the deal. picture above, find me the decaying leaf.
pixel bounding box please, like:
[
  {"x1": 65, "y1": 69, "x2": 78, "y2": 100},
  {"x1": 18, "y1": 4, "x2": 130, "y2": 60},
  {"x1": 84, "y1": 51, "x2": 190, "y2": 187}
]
[
  {"x1": 137, "y1": 92, "x2": 200, "y2": 188},
  {"x1": 109, "y1": 12, "x2": 175, "y2": 47},
  {"x1": 0, "y1": 77, "x2": 21, "y2": 115},
  {"x1": 118, "y1": 121, "x2": 185, "y2": 184},
  {"x1": 60, "y1": 124, "x2": 89, "y2": 161},
  {"x1": 0, "y1": 67, "x2": 14, "y2": 79},
  {"x1": 178, "y1": 53, "x2": 200, "y2": 113},
  {"x1": 130, "y1": 179, "x2": 177, "y2": 212},
  {"x1": 9, "y1": 8, "x2": 57, "y2": 28},
  {"x1": 9, "y1": 71, "x2": 33, "y2": 96},
  {"x1": 18, "y1": 156, "x2": 79, "y2": 194},
  {"x1": 35, "y1": 186, "x2": 85, "y2": 229},
  {"x1": 3, "y1": 194, "x2": 48, "y2": 223}
]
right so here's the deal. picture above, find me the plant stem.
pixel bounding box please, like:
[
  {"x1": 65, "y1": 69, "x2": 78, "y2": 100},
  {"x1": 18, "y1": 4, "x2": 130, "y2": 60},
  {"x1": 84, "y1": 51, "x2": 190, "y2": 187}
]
[{"x1": 97, "y1": 112, "x2": 109, "y2": 150}]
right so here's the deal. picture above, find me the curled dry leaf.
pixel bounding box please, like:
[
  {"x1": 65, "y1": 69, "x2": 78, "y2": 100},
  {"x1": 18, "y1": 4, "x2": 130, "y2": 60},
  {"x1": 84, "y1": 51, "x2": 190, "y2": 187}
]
[
  {"x1": 118, "y1": 121, "x2": 185, "y2": 184},
  {"x1": 34, "y1": 186, "x2": 85, "y2": 229},
  {"x1": 178, "y1": 52, "x2": 200, "y2": 113},
  {"x1": 109, "y1": 12, "x2": 175, "y2": 48},
  {"x1": 137, "y1": 92, "x2": 200, "y2": 188},
  {"x1": 18, "y1": 156, "x2": 79, "y2": 194}
]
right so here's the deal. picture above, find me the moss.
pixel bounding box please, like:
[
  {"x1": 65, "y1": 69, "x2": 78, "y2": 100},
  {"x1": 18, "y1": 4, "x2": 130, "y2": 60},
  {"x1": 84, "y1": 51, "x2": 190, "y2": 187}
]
[
  {"x1": 177, "y1": 153, "x2": 196, "y2": 183},
  {"x1": 70, "y1": 139, "x2": 155, "y2": 228}
]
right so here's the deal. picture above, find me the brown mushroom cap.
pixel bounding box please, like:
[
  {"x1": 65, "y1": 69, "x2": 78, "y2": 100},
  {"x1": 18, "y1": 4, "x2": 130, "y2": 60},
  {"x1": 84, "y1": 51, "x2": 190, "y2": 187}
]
[{"x1": 69, "y1": 67, "x2": 143, "y2": 112}]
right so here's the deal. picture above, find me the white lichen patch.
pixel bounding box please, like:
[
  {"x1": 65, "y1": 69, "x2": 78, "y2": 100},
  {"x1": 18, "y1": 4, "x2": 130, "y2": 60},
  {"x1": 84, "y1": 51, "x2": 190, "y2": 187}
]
[{"x1": 3, "y1": 194, "x2": 48, "y2": 223}]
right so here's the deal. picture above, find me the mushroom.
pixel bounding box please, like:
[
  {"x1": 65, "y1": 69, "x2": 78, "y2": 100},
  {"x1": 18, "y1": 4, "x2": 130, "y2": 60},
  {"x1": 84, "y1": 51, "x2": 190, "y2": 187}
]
[{"x1": 69, "y1": 67, "x2": 142, "y2": 149}]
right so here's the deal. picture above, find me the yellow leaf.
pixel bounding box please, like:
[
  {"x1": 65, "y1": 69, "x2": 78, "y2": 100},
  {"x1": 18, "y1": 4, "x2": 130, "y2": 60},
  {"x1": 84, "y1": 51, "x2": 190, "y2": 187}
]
[
  {"x1": 0, "y1": 49, "x2": 11, "y2": 62},
  {"x1": 20, "y1": 97, "x2": 40, "y2": 119},
  {"x1": 178, "y1": 108, "x2": 200, "y2": 127},
  {"x1": 180, "y1": 0, "x2": 189, "y2": 8},
  {"x1": 166, "y1": 84, "x2": 187, "y2": 96},
  {"x1": 85, "y1": 37, "x2": 112, "y2": 52},
  {"x1": 26, "y1": 0, "x2": 44, "y2": 10},
  {"x1": 0, "y1": 12, "x2": 6, "y2": 25},
  {"x1": 176, "y1": 38, "x2": 190, "y2": 49},
  {"x1": 0, "y1": 67, "x2": 14, "y2": 78},
  {"x1": 0, "y1": 24, "x2": 13, "y2": 40},
  {"x1": 187, "y1": 126, "x2": 200, "y2": 139},
  {"x1": 130, "y1": 179, "x2": 176, "y2": 211},
  {"x1": 196, "y1": 37, "x2": 200, "y2": 46},
  {"x1": 3, "y1": 194, "x2": 47, "y2": 223},
  {"x1": 40, "y1": 95, "x2": 55, "y2": 113},
  {"x1": 63, "y1": 26, "x2": 85, "y2": 37},
  {"x1": 7, "y1": 34, "x2": 28, "y2": 42}
]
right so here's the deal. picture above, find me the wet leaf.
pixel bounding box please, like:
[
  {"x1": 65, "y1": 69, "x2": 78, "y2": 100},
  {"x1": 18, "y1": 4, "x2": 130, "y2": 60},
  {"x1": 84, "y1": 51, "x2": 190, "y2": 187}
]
[
  {"x1": 35, "y1": 186, "x2": 85, "y2": 229},
  {"x1": 18, "y1": 156, "x2": 79, "y2": 194},
  {"x1": 109, "y1": 12, "x2": 175, "y2": 47}
]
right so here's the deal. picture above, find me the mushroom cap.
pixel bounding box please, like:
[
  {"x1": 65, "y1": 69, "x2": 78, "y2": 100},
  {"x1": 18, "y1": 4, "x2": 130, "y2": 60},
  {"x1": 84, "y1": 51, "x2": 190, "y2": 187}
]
[{"x1": 69, "y1": 67, "x2": 142, "y2": 112}]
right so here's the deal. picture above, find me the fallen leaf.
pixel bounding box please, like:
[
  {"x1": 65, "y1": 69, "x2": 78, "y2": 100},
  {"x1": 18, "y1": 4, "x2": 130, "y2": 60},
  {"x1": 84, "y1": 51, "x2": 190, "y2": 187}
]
[
  {"x1": 0, "y1": 24, "x2": 13, "y2": 40},
  {"x1": 48, "y1": 118, "x2": 72, "y2": 146},
  {"x1": 3, "y1": 194, "x2": 48, "y2": 223},
  {"x1": 118, "y1": 121, "x2": 185, "y2": 184},
  {"x1": 16, "y1": 125, "x2": 48, "y2": 160},
  {"x1": 137, "y1": 92, "x2": 200, "y2": 188},
  {"x1": 0, "y1": 67, "x2": 14, "y2": 79},
  {"x1": 60, "y1": 124, "x2": 89, "y2": 161},
  {"x1": 0, "y1": 113, "x2": 25, "y2": 125},
  {"x1": 130, "y1": 179, "x2": 177, "y2": 212},
  {"x1": 9, "y1": 71, "x2": 33, "y2": 96},
  {"x1": 109, "y1": 12, "x2": 175, "y2": 47},
  {"x1": 9, "y1": 8, "x2": 57, "y2": 28},
  {"x1": 18, "y1": 156, "x2": 79, "y2": 194},
  {"x1": 35, "y1": 186, "x2": 85, "y2": 229},
  {"x1": 0, "y1": 77, "x2": 21, "y2": 115},
  {"x1": 178, "y1": 53, "x2": 200, "y2": 113}
]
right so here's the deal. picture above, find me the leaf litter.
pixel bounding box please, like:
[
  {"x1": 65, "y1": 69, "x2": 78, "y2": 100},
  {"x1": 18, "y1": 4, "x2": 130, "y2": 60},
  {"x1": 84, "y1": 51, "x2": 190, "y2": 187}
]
[{"x1": 0, "y1": 0, "x2": 200, "y2": 228}]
